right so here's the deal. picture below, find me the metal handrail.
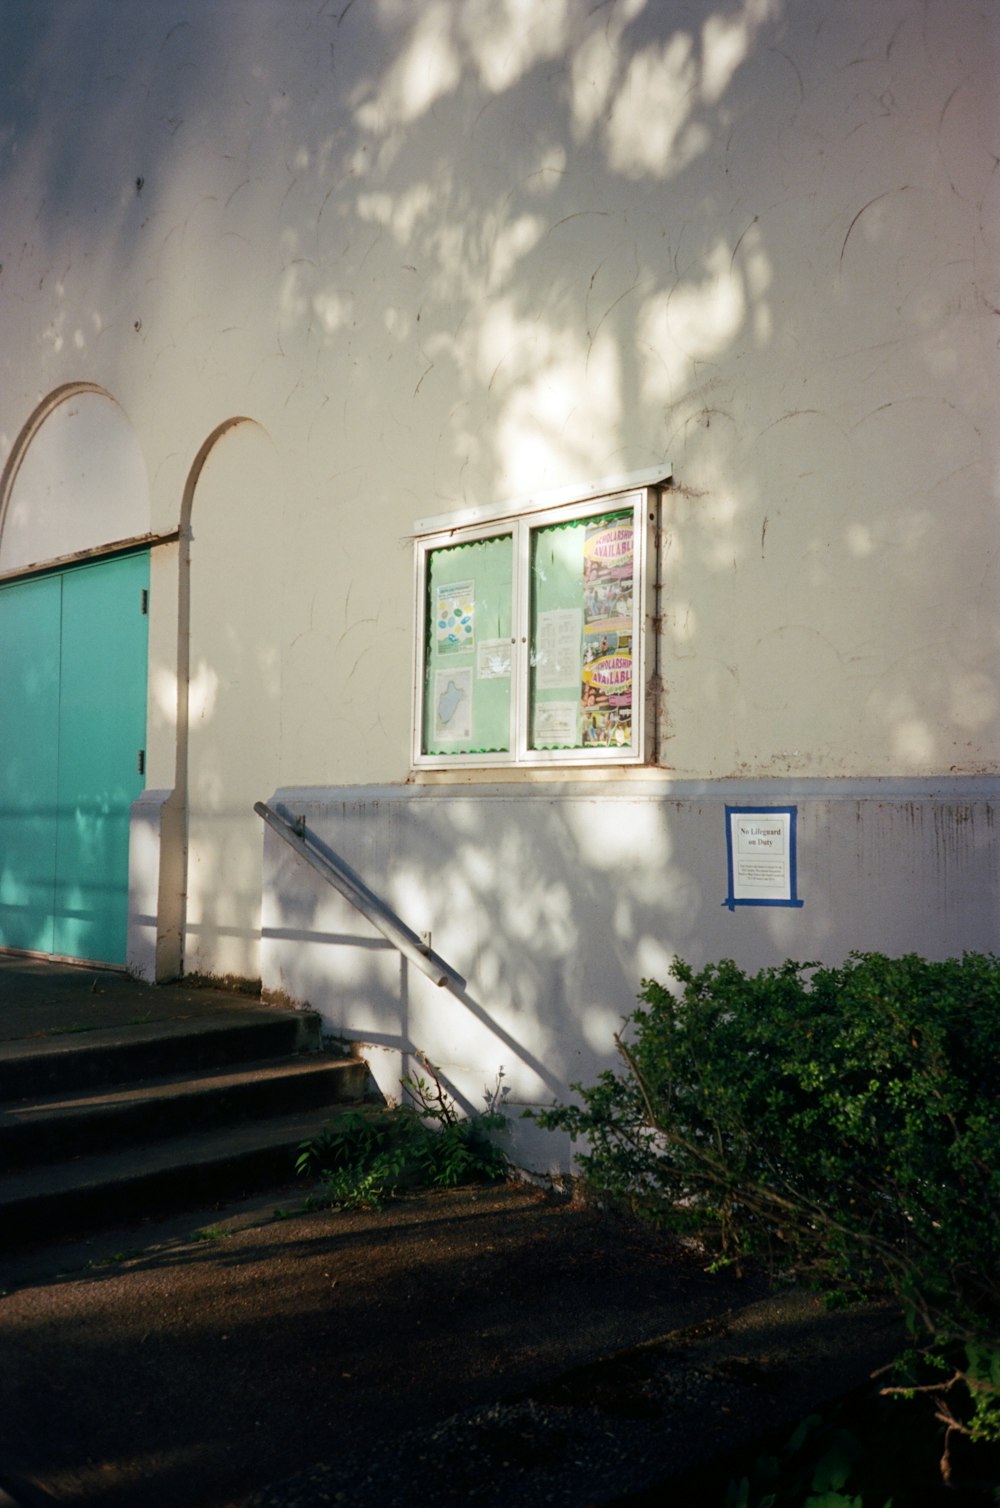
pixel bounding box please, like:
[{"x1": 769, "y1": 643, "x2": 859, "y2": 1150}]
[{"x1": 254, "y1": 801, "x2": 462, "y2": 990}]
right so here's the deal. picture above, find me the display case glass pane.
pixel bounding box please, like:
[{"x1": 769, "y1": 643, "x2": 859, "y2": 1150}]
[
  {"x1": 422, "y1": 533, "x2": 513, "y2": 756},
  {"x1": 529, "y1": 509, "x2": 635, "y2": 752}
]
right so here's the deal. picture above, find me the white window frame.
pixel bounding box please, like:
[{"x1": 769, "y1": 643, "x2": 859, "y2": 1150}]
[{"x1": 412, "y1": 469, "x2": 668, "y2": 770}]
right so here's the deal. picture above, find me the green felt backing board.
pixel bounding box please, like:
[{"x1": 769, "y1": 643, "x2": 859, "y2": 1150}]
[
  {"x1": 423, "y1": 533, "x2": 513, "y2": 754},
  {"x1": 422, "y1": 508, "x2": 634, "y2": 758}
]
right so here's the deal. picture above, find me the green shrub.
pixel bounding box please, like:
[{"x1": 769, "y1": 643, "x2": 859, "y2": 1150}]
[
  {"x1": 530, "y1": 952, "x2": 1000, "y2": 1464},
  {"x1": 297, "y1": 1058, "x2": 509, "y2": 1209}
]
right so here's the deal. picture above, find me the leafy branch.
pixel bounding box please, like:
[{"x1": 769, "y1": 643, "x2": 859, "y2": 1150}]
[
  {"x1": 297, "y1": 1060, "x2": 510, "y2": 1209},
  {"x1": 529, "y1": 951, "x2": 1000, "y2": 1486}
]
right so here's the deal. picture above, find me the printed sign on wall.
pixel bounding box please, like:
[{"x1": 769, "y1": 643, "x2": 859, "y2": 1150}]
[{"x1": 724, "y1": 806, "x2": 803, "y2": 911}]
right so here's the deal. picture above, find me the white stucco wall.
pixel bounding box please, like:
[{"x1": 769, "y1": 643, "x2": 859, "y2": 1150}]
[
  {"x1": 0, "y1": 390, "x2": 150, "y2": 573},
  {"x1": 181, "y1": 421, "x2": 283, "y2": 979},
  {"x1": 261, "y1": 780, "x2": 998, "y2": 1171},
  {"x1": 2, "y1": 1, "x2": 996, "y2": 781},
  {"x1": 0, "y1": 2, "x2": 996, "y2": 1017}
]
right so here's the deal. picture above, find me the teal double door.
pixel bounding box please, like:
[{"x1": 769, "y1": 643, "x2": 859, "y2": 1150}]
[{"x1": 0, "y1": 551, "x2": 149, "y2": 965}]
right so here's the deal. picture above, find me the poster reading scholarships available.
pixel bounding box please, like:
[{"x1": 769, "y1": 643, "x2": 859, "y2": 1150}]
[{"x1": 580, "y1": 518, "x2": 634, "y2": 747}]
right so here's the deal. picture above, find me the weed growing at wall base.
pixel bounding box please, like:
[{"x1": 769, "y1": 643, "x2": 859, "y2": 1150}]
[
  {"x1": 297, "y1": 1059, "x2": 509, "y2": 1210},
  {"x1": 529, "y1": 951, "x2": 1000, "y2": 1493}
]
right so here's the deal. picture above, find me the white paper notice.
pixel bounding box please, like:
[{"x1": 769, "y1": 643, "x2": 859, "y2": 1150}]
[
  {"x1": 533, "y1": 701, "x2": 578, "y2": 746},
  {"x1": 534, "y1": 608, "x2": 582, "y2": 690},
  {"x1": 730, "y1": 811, "x2": 792, "y2": 901},
  {"x1": 477, "y1": 638, "x2": 511, "y2": 680}
]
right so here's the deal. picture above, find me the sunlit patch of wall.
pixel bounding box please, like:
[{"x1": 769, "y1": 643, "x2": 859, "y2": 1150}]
[
  {"x1": 261, "y1": 780, "x2": 999, "y2": 1172},
  {"x1": 181, "y1": 420, "x2": 282, "y2": 981},
  {"x1": 0, "y1": 389, "x2": 150, "y2": 573},
  {"x1": 1, "y1": 0, "x2": 996, "y2": 1001}
]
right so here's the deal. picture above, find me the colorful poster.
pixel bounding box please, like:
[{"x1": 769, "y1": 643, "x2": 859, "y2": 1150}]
[
  {"x1": 435, "y1": 580, "x2": 474, "y2": 654},
  {"x1": 580, "y1": 705, "x2": 631, "y2": 748},
  {"x1": 580, "y1": 518, "x2": 634, "y2": 746},
  {"x1": 582, "y1": 636, "x2": 632, "y2": 706},
  {"x1": 582, "y1": 521, "x2": 634, "y2": 630},
  {"x1": 433, "y1": 666, "x2": 473, "y2": 741}
]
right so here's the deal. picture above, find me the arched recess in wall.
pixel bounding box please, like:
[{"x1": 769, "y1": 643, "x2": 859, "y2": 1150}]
[
  {"x1": 0, "y1": 384, "x2": 151, "y2": 573},
  {"x1": 177, "y1": 418, "x2": 282, "y2": 984},
  {"x1": 0, "y1": 387, "x2": 153, "y2": 964}
]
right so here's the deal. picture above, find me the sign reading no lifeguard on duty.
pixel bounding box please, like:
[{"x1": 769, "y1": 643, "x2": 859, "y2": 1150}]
[{"x1": 724, "y1": 806, "x2": 804, "y2": 911}]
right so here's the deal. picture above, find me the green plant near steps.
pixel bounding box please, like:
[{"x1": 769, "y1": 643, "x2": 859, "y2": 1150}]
[
  {"x1": 528, "y1": 952, "x2": 1000, "y2": 1486},
  {"x1": 191, "y1": 1224, "x2": 231, "y2": 1243},
  {"x1": 297, "y1": 1057, "x2": 510, "y2": 1210}
]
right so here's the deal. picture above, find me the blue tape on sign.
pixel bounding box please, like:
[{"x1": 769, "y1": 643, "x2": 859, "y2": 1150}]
[{"x1": 723, "y1": 805, "x2": 804, "y2": 911}]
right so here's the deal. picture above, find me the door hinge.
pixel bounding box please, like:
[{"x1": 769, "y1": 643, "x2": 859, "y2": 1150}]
[
  {"x1": 140, "y1": 588, "x2": 148, "y2": 615},
  {"x1": 138, "y1": 749, "x2": 146, "y2": 775}
]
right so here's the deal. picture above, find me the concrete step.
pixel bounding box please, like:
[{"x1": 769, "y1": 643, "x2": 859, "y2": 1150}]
[
  {"x1": 0, "y1": 1006, "x2": 321, "y2": 1100},
  {"x1": 0, "y1": 1107, "x2": 358, "y2": 1250},
  {"x1": 0, "y1": 1054, "x2": 367, "y2": 1170},
  {"x1": 0, "y1": 976, "x2": 374, "y2": 1249}
]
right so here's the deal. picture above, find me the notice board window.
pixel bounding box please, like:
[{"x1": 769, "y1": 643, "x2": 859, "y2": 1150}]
[{"x1": 413, "y1": 473, "x2": 666, "y2": 768}]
